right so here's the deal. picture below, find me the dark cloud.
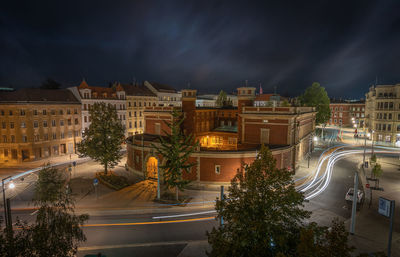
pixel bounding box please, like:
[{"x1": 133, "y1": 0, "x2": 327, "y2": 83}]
[{"x1": 1, "y1": 0, "x2": 400, "y2": 98}]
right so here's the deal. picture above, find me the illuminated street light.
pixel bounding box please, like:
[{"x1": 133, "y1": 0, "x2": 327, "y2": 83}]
[
  {"x1": 367, "y1": 133, "x2": 371, "y2": 137},
  {"x1": 8, "y1": 182, "x2": 15, "y2": 189},
  {"x1": 313, "y1": 136, "x2": 318, "y2": 142},
  {"x1": 353, "y1": 124, "x2": 357, "y2": 128}
]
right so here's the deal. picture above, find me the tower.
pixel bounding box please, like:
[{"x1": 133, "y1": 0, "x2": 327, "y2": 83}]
[
  {"x1": 237, "y1": 87, "x2": 256, "y2": 143},
  {"x1": 181, "y1": 89, "x2": 197, "y2": 136}
]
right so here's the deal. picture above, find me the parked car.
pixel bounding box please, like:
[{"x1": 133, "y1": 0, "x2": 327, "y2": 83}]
[{"x1": 345, "y1": 188, "x2": 363, "y2": 203}]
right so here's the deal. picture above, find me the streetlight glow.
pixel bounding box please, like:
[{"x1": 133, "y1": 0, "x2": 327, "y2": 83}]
[
  {"x1": 8, "y1": 182, "x2": 15, "y2": 189},
  {"x1": 313, "y1": 136, "x2": 318, "y2": 142},
  {"x1": 367, "y1": 133, "x2": 371, "y2": 137}
]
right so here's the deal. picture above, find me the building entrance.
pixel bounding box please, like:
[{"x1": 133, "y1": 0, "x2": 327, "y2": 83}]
[{"x1": 146, "y1": 157, "x2": 158, "y2": 179}]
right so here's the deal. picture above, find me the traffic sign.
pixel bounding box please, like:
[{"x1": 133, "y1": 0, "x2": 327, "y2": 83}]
[
  {"x1": 379, "y1": 197, "x2": 391, "y2": 217},
  {"x1": 93, "y1": 178, "x2": 99, "y2": 186},
  {"x1": 366, "y1": 183, "x2": 370, "y2": 189}
]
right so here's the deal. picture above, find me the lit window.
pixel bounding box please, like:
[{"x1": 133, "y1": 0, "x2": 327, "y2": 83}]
[{"x1": 215, "y1": 165, "x2": 221, "y2": 174}]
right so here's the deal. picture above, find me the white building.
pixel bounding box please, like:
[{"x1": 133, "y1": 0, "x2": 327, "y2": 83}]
[
  {"x1": 144, "y1": 81, "x2": 181, "y2": 107},
  {"x1": 68, "y1": 80, "x2": 128, "y2": 137}
]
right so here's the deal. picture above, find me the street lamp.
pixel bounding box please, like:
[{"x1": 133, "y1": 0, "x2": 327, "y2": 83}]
[
  {"x1": 2, "y1": 176, "x2": 14, "y2": 234},
  {"x1": 363, "y1": 133, "x2": 371, "y2": 167},
  {"x1": 371, "y1": 130, "x2": 375, "y2": 156}
]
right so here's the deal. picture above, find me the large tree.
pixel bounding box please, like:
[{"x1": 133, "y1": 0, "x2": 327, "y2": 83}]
[
  {"x1": 152, "y1": 109, "x2": 199, "y2": 201},
  {"x1": 207, "y1": 145, "x2": 311, "y2": 256},
  {"x1": 0, "y1": 165, "x2": 89, "y2": 256},
  {"x1": 299, "y1": 82, "x2": 331, "y2": 125},
  {"x1": 207, "y1": 146, "x2": 354, "y2": 257},
  {"x1": 77, "y1": 102, "x2": 125, "y2": 174}
]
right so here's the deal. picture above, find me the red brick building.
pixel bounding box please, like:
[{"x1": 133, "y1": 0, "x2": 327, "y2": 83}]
[
  {"x1": 126, "y1": 87, "x2": 316, "y2": 185},
  {"x1": 328, "y1": 100, "x2": 365, "y2": 128}
]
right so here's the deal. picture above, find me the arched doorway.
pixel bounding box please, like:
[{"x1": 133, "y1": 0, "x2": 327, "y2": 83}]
[{"x1": 146, "y1": 156, "x2": 158, "y2": 179}]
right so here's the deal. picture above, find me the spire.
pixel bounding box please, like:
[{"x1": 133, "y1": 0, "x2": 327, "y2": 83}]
[
  {"x1": 78, "y1": 78, "x2": 89, "y2": 89},
  {"x1": 259, "y1": 83, "x2": 263, "y2": 95}
]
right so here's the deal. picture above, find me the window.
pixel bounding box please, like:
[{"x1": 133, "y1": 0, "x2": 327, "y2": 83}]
[
  {"x1": 10, "y1": 122, "x2": 14, "y2": 129},
  {"x1": 20, "y1": 109, "x2": 25, "y2": 116},
  {"x1": 43, "y1": 120, "x2": 48, "y2": 127},
  {"x1": 33, "y1": 121, "x2": 38, "y2": 128},
  {"x1": 43, "y1": 134, "x2": 48, "y2": 140},
  {"x1": 52, "y1": 120, "x2": 56, "y2": 127},
  {"x1": 384, "y1": 113, "x2": 387, "y2": 120},
  {"x1": 60, "y1": 120, "x2": 64, "y2": 126},
  {"x1": 215, "y1": 165, "x2": 221, "y2": 174},
  {"x1": 134, "y1": 111, "x2": 137, "y2": 117},
  {"x1": 0, "y1": 110, "x2": 3, "y2": 116},
  {"x1": 129, "y1": 112, "x2": 131, "y2": 117},
  {"x1": 43, "y1": 110, "x2": 47, "y2": 115},
  {"x1": 134, "y1": 102, "x2": 136, "y2": 107},
  {"x1": 9, "y1": 110, "x2": 12, "y2": 116},
  {"x1": 68, "y1": 131, "x2": 73, "y2": 138},
  {"x1": 52, "y1": 133, "x2": 57, "y2": 140},
  {"x1": 75, "y1": 130, "x2": 80, "y2": 137},
  {"x1": 60, "y1": 132, "x2": 64, "y2": 139},
  {"x1": 59, "y1": 110, "x2": 64, "y2": 115},
  {"x1": 134, "y1": 121, "x2": 137, "y2": 128},
  {"x1": 20, "y1": 122, "x2": 26, "y2": 128},
  {"x1": 397, "y1": 125, "x2": 400, "y2": 132},
  {"x1": 33, "y1": 110, "x2": 38, "y2": 115},
  {"x1": 129, "y1": 122, "x2": 132, "y2": 128},
  {"x1": 389, "y1": 113, "x2": 392, "y2": 120},
  {"x1": 84, "y1": 104, "x2": 87, "y2": 110},
  {"x1": 68, "y1": 119, "x2": 72, "y2": 125},
  {"x1": 128, "y1": 102, "x2": 131, "y2": 107},
  {"x1": 67, "y1": 109, "x2": 71, "y2": 114},
  {"x1": 75, "y1": 118, "x2": 79, "y2": 125},
  {"x1": 3, "y1": 149, "x2": 7, "y2": 157},
  {"x1": 51, "y1": 109, "x2": 56, "y2": 115},
  {"x1": 1, "y1": 122, "x2": 5, "y2": 129},
  {"x1": 139, "y1": 121, "x2": 142, "y2": 127},
  {"x1": 22, "y1": 135, "x2": 27, "y2": 142},
  {"x1": 139, "y1": 102, "x2": 142, "y2": 107},
  {"x1": 34, "y1": 134, "x2": 39, "y2": 142},
  {"x1": 2, "y1": 135, "x2": 6, "y2": 143},
  {"x1": 74, "y1": 109, "x2": 78, "y2": 114},
  {"x1": 140, "y1": 111, "x2": 142, "y2": 117},
  {"x1": 388, "y1": 124, "x2": 392, "y2": 131},
  {"x1": 84, "y1": 116, "x2": 87, "y2": 122}
]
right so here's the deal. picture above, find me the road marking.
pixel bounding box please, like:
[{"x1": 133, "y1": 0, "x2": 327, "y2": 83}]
[
  {"x1": 82, "y1": 216, "x2": 215, "y2": 227},
  {"x1": 30, "y1": 210, "x2": 39, "y2": 216},
  {"x1": 152, "y1": 210, "x2": 216, "y2": 219},
  {"x1": 78, "y1": 239, "x2": 207, "y2": 251}
]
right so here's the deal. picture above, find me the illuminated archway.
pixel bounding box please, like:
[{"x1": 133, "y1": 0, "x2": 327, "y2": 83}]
[{"x1": 146, "y1": 156, "x2": 158, "y2": 179}]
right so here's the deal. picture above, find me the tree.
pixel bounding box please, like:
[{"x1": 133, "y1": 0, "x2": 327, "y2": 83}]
[
  {"x1": 281, "y1": 99, "x2": 291, "y2": 107},
  {"x1": 40, "y1": 78, "x2": 61, "y2": 89},
  {"x1": 77, "y1": 102, "x2": 125, "y2": 175},
  {"x1": 372, "y1": 163, "x2": 383, "y2": 178},
  {"x1": 0, "y1": 165, "x2": 89, "y2": 256},
  {"x1": 152, "y1": 109, "x2": 199, "y2": 201},
  {"x1": 215, "y1": 90, "x2": 233, "y2": 107},
  {"x1": 299, "y1": 82, "x2": 331, "y2": 125},
  {"x1": 370, "y1": 154, "x2": 377, "y2": 164},
  {"x1": 207, "y1": 145, "x2": 311, "y2": 256}
]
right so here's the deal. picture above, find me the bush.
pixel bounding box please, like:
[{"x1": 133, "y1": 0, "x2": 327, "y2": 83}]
[{"x1": 97, "y1": 172, "x2": 129, "y2": 190}]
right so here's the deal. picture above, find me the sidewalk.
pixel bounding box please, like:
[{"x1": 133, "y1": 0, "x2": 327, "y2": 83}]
[{"x1": 348, "y1": 156, "x2": 400, "y2": 256}]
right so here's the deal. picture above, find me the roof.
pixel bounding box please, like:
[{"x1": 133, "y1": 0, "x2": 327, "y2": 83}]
[
  {"x1": 330, "y1": 98, "x2": 365, "y2": 104},
  {"x1": 77, "y1": 80, "x2": 122, "y2": 99},
  {"x1": 0, "y1": 88, "x2": 80, "y2": 104},
  {"x1": 148, "y1": 82, "x2": 177, "y2": 93},
  {"x1": 213, "y1": 125, "x2": 238, "y2": 133},
  {"x1": 121, "y1": 84, "x2": 156, "y2": 97},
  {"x1": 255, "y1": 94, "x2": 281, "y2": 101}
]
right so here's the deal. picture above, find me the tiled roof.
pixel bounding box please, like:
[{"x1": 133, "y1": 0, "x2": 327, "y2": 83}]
[
  {"x1": 121, "y1": 84, "x2": 156, "y2": 97},
  {"x1": 0, "y1": 88, "x2": 80, "y2": 103},
  {"x1": 255, "y1": 94, "x2": 276, "y2": 101}
]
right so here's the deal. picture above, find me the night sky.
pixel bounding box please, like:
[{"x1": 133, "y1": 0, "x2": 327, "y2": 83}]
[{"x1": 1, "y1": 0, "x2": 400, "y2": 98}]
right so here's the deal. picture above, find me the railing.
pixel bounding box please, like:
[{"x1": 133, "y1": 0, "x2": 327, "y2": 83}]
[{"x1": 242, "y1": 106, "x2": 315, "y2": 114}]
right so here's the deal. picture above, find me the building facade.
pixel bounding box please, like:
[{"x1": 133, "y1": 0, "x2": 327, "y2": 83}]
[
  {"x1": 328, "y1": 101, "x2": 365, "y2": 128},
  {"x1": 121, "y1": 83, "x2": 158, "y2": 136},
  {"x1": 144, "y1": 81, "x2": 181, "y2": 107},
  {"x1": 365, "y1": 84, "x2": 400, "y2": 146},
  {"x1": 68, "y1": 80, "x2": 127, "y2": 136},
  {"x1": 126, "y1": 86, "x2": 316, "y2": 185},
  {"x1": 0, "y1": 89, "x2": 82, "y2": 164}
]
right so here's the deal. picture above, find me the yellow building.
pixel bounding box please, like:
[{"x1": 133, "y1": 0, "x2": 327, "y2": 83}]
[
  {"x1": 121, "y1": 83, "x2": 158, "y2": 136},
  {"x1": 0, "y1": 88, "x2": 82, "y2": 164}
]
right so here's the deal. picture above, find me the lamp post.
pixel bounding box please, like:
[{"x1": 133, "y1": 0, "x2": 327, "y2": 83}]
[
  {"x1": 371, "y1": 130, "x2": 375, "y2": 157},
  {"x1": 363, "y1": 133, "x2": 371, "y2": 167},
  {"x1": 2, "y1": 176, "x2": 15, "y2": 232}
]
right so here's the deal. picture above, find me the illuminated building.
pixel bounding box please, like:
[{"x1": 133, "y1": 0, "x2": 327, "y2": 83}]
[
  {"x1": 0, "y1": 89, "x2": 81, "y2": 164},
  {"x1": 126, "y1": 86, "x2": 316, "y2": 184}
]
